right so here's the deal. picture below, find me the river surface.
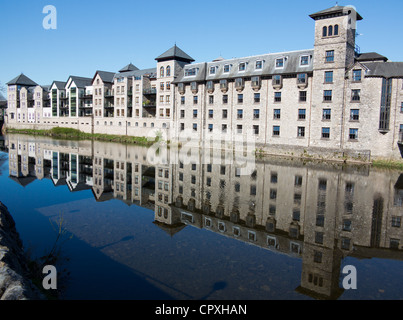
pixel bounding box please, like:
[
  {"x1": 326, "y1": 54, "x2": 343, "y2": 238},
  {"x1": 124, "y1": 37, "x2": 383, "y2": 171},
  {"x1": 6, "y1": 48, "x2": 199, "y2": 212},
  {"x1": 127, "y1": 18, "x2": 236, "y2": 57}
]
[{"x1": 1, "y1": 133, "x2": 403, "y2": 300}]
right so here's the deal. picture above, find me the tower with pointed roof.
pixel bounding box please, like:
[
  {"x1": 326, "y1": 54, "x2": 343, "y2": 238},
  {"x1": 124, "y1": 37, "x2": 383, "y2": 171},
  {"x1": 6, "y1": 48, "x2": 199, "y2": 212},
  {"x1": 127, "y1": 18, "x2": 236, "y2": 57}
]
[{"x1": 309, "y1": 5, "x2": 363, "y2": 149}]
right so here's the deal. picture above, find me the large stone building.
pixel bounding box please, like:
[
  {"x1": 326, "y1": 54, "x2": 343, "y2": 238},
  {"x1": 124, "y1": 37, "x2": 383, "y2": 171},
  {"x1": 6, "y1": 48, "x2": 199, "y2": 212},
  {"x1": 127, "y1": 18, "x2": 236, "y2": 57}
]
[{"x1": 4, "y1": 5, "x2": 403, "y2": 160}]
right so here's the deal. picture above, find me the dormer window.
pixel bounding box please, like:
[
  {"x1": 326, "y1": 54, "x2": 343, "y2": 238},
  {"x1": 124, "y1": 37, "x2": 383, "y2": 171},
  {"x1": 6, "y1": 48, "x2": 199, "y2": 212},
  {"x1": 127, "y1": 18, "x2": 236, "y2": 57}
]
[
  {"x1": 297, "y1": 74, "x2": 307, "y2": 85},
  {"x1": 209, "y1": 66, "x2": 216, "y2": 75},
  {"x1": 352, "y1": 69, "x2": 362, "y2": 82},
  {"x1": 273, "y1": 75, "x2": 282, "y2": 85},
  {"x1": 223, "y1": 64, "x2": 230, "y2": 73},
  {"x1": 185, "y1": 68, "x2": 198, "y2": 77},
  {"x1": 239, "y1": 62, "x2": 246, "y2": 72},
  {"x1": 300, "y1": 56, "x2": 309, "y2": 66},
  {"x1": 255, "y1": 60, "x2": 263, "y2": 70},
  {"x1": 276, "y1": 58, "x2": 284, "y2": 68}
]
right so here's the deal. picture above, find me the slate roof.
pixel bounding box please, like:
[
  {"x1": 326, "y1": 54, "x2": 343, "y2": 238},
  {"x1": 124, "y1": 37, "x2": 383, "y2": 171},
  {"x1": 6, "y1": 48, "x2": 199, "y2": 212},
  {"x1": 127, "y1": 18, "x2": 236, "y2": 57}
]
[
  {"x1": 93, "y1": 70, "x2": 116, "y2": 84},
  {"x1": 356, "y1": 52, "x2": 388, "y2": 63},
  {"x1": 114, "y1": 67, "x2": 157, "y2": 80},
  {"x1": 0, "y1": 92, "x2": 6, "y2": 102},
  {"x1": 52, "y1": 81, "x2": 67, "y2": 90},
  {"x1": 309, "y1": 5, "x2": 363, "y2": 21},
  {"x1": 173, "y1": 49, "x2": 314, "y2": 84},
  {"x1": 68, "y1": 76, "x2": 93, "y2": 88},
  {"x1": 155, "y1": 45, "x2": 195, "y2": 63},
  {"x1": 363, "y1": 62, "x2": 403, "y2": 78},
  {"x1": 7, "y1": 74, "x2": 37, "y2": 86},
  {"x1": 119, "y1": 63, "x2": 139, "y2": 73}
]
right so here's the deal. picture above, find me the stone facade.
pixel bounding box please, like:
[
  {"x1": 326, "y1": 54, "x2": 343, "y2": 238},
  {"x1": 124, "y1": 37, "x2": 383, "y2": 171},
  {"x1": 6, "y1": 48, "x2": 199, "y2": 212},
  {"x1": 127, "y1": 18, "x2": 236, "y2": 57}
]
[{"x1": 4, "y1": 5, "x2": 403, "y2": 160}]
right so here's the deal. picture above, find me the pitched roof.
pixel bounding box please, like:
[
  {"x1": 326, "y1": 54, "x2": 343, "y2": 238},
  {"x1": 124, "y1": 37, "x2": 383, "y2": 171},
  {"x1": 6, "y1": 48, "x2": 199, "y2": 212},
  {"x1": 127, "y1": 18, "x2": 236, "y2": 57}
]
[
  {"x1": 6, "y1": 74, "x2": 37, "y2": 86},
  {"x1": 114, "y1": 67, "x2": 157, "y2": 80},
  {"x1": 52, "y1": 81, "x2": 67, "y2": 90},
  {"x1": 119, "y1": 63, "x2": 139, "y2": 73},
  {"x1": 309, "y1": 5, "x2": 363, "y2": 21},
  {"x1": 356, "y1": 52, "x2": 388, "y2": 63},
  {"x1": 96, "y1": 71, "x2": 116, "y2": 83},
  {"x1": 68, "y1": 76, "x2": 93, "y2": 88},
  {"x1": 0, "y1": 92, "x2": 6, "y2": 102},
  {"x1": 363, "y1": 62, "x2": 403, "y2": 78},
  {"x1": 155, "y1": 45, "x2": 195, "y2": 63}
]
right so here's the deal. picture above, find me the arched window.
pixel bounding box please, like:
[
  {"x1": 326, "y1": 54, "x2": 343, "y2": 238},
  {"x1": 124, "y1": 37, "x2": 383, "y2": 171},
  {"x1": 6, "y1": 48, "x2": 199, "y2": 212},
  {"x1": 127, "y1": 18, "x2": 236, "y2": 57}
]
[
  {"x1": 160, "y1": 66, "x2": 164, "y2": 77},
  {"x1": 166, "y1": 66, "x2": 171, "y2": 77},
  {"x1": 334, "y1": 25, "x2": 339, "y2": 36},
  {"x1": 322, "y1": 26, "x2": 327, "y2": 37},
  {"x1": 328, "y1": 25, "x2": 333, "y2": 36}
]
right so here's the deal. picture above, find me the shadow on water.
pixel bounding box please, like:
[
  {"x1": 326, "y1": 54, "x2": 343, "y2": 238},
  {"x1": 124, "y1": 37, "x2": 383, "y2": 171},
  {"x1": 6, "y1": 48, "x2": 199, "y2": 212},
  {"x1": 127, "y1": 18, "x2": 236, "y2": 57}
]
[{"x1": 200, "y1": 281, "x2": 228, "y2": 300}]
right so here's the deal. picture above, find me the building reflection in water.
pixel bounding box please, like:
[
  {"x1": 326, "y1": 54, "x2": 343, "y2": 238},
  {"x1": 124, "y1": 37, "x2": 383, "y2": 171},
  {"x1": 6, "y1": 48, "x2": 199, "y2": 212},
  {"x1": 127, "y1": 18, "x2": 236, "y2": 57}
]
[{"x1": 4, "y1": 134, "x2": 403, "y2": 300}]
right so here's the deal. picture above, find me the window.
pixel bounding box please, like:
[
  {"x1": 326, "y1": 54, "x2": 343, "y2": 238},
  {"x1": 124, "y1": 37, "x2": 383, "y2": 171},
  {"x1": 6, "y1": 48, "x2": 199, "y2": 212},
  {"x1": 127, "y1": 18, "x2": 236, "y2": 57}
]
[
  {"x1": 273, "y1": 126, "x2": 280, "y2": 136},
  {"x1": 276, "y1": 58, "x2": 284, "y2": 68},
  {"x1": 325, "y1": 50, "x2": 335, "y2": 63},
  {"x1": 239, "y1": 62, "x2": 246, "y2": 71},
  {"x1": 181, "y1": 96, "x2": 185, "y2": 105},
  {"x1": 166, "y1": 82, "x2": 171, "y2": 90},
  {"x1": 223, "y1": 64, "x2": 230, "y2": 73},
  {"x1": 253, "y1": 125, "x2": 259, "y2": 135},
  {"x1": 193, "y1": 96, "x2": 198, "y2": 104},
  {"x1": 209, "y1": 95, "x2": 214, "y2": 104},
  {"x1": 392, "y1": 216, "x2": 401, "y2": 228},
  {"x1": 323, "y1": 26, "x2": 327, "y2": 37},
  {"x1": 237, "y1": 109, "x2": 243, "y2": 119},
  {"x1": 274, "y1": 92, "x2": 281, "y2": 102},
  {"x1": 324, "y1": 71, "x2": 333, "y2": 83},
  {"x1": 254, "y1": 93, "x2": 260, "y2": 103},
  {"x1": 350, "y1": 109, "x2": 359, "y2": 121},
  {"x1": 324, "y1": 90, "x2": 332, "y2": 101},
  {"x1": 322, "y1": 127, "x2": 330, "y2": 139},
  {"x1": 222, "y1": 109, "x2": 228, "y2": 119},
  {"x1": 274, "y1": 109, "x2": 281, "y2": 119},
  {"x1": 323, "y1": 109, "x2": 331, "y2": 120},
  {"x1": 349, "y1": 128, "x2": 358, "y2": 140},
  {"x1": 256, "y1": 60, "x2": 263, "y2": 69},
  {"x1": 298, "y1": 109, "x2": 306, "y2": 120},
  {"x1": 208, "y1": 109, "x2": 214, "y2": 119},
  {"x1": 299, "y1": 91, "x2": 307, "y2": 102},
  {"x1": 315, "y1": 232, "x2": 324, "y2": 244},
  {"x1": 400, "y1": 102, "x2": 403, "y2": 113},
  {"x1": 220, "y1": 79, "x2": 228, "y2": 91},
  {"x1": 273, "y1": 75, "x2": 282, "y2": 86},
  {"x1": 328, "y1": 25, "x2": 333, "y2": 36},
  {"x1": 222, "y1": 124, "x2": 227, "y2": 133},
  {"x1": 210, "y1": 66, "x2": 216, "y2": 75},
  {"x1": 251, "y1": 76, "x2": 260, "y2": 88},
  {"x1": 223, "y1": 95, "x2": 228, "y2": 104},
  {"x1": 160, "y1": 67, "x2": 164, "y2": 77},
  {"x1": 352, "y1": 89, "x2": 361, "y2": 102},
  {"x1": 238, "y1": 94, "x2": 243, "y2": 104},
  {"x1": 185, "y1": 68, "x2": 197, "y2": 76},
  {"x1": 297, "y1": 73, "x2": 307, "y2": 84},
  {"x1": 193, "y1": 109, "x2": 198, "y2": 118},
  {"x1": 379, "y1": 78, "x2": 392, "y2": 131},
  {"x1": 193, "y1": 123, "x2": 197, "y2": 131},
  {"x1": 300, "y1": 56, "x2": 309, "y2": 66},
  {"x1": 298, "y1": 126, "x2": 305, "y2": 137},
  {"x1": 208, "y1": 124, "x2": 213, "y2": 132},
  {"x1": 352, "y1": 69, "x2": 362, "y2": 82},
  {"x1": 253, "y1": 109, "x2": 260, "y2": 119},
  {"x1": 237, "y1": 125, "x2": 243, "y2": 134},
  {"x1": 334, "y1": 24, "x2": 339, "y2": 35},
  {"x1": 166, "y1": 66, "x2": 171, "y2": 77}
]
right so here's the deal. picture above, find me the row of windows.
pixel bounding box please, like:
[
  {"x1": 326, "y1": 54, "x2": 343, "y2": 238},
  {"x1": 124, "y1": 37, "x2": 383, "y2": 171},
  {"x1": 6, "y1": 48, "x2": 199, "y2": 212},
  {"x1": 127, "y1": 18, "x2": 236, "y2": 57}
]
[
  {"x1": 160, "y1": 66, "x2": 171, "y2": 78},
  {"x1": 322, "y1": 24, "x2": 340, "y2": 37}
]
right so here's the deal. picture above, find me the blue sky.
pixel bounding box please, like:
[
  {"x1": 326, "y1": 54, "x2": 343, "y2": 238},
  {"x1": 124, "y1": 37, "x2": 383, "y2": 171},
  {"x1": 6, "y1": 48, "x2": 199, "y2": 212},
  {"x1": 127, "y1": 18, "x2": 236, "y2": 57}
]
[{"x1": 0, "y1": 0, "x2": 402, "y2": 88}]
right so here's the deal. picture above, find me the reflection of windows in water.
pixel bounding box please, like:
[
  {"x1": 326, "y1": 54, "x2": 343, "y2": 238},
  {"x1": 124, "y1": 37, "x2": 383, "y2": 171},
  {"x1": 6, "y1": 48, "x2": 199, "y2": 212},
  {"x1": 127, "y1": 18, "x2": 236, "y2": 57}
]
[
  {"x1": 292, "y1": 209, "x2": 300, "y2": 221},
  {"x1": 390, "y1": 238, "x2": 400, "y2": 250},
  {"x1": 250, "y1": 185, "x2": 257, "y2": 195},
  {"x1": 345, "y1": 201, "x2": 354, "y2": 213},
  {"x1": 233, "y1": 227, "x2": 240, "y2": 237},
  {"x1": 345, "y1": 182, "x2": 355, "y2": 195},
  {"x1": 391, "y1": 216, "x2": 401, "y2": 228},
  {"x1": 394, "y1": 190, "x2": 403, "y2": 207},
  {"x1": 290, "y1": 228, "x2": 299, "y2": 239},
  {"x1": 290, "y1": 242, "x2": 301, "y2": 254},
  {"x1": 294, "y1": 193, "x2": 302, "y2": 204},
  {"x1": 316, "y1": 215, "x2": 325, "y2": 227},
  {"x1": 206, "y1": 191, "x2": 211, "y2": 200},
  {"x1": 205, "y1": 217, "x2": 212, "y2": 228},
  {"x1": 341, "y1": 237, "x2": 351, "y2": 250},
  {"x1": 270, "y1": 189, "x2": 277, "y2": 200},
  {"x1": 315, "y1": 232, "x2": 324, "y2": 244},
  {"x1": 342, "y1": 219, "x2": 352, "y2": 232},
  {"x1": 248, "y1": 231, "x2": 256, "y2": 242},
  {"x1": 313, "y1": 250, "x2": 322, "y2": 263},
  {"x1": 218, "y1": 222, "x2": 226, "y2": 232},
  {"x1": 235, "y1": 183, "x2": 240, "y2": 192},
  {"x1": 295, "y1": 175, "x2": 303, "y2": 187},
  {"x1": 267, "y1": 222, "x2": 275, "y2": 232},
  {"x1": 251, "y1": 170, "x2": 257, "y2": 180},
  {"x1": 269, "y1": 205, "x2": 276, "y2": 215},
  {"x1": 191, "y1": 189, "x2": 195, "y2": 197},
  {"x1": 318, "y1": 179, "x2": 327, "y2": 191},
  {"x1": 271, "y1": 172, "x2": 278, "y2": 184},
  {"x1": 267, "y1": 236, "x2": 277, "y2": 247},
  {"x1": 308, "y1": 274, "x2": 324, "y2": 287}
]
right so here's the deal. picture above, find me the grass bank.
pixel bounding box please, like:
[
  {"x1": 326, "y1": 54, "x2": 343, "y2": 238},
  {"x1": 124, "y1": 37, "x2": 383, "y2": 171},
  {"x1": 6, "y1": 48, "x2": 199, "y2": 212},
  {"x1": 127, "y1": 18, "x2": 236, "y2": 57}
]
[
  {"x1": 5, "y1": 127, "x2": 158, "y2": 146},
  {"x1": 372, "y1": 159, "x2": 403, "y2": 170}
]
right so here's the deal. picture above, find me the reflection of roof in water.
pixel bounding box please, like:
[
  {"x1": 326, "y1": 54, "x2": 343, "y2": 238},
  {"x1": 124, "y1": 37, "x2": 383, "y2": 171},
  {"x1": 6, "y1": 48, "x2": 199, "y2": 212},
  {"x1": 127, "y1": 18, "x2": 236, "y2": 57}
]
[
  {"x1": 9, "y1": 175, "x2": 37, "y2": 187},
  {"x1": 152, "y1": 220, "x2": 187, "y2": 237}
]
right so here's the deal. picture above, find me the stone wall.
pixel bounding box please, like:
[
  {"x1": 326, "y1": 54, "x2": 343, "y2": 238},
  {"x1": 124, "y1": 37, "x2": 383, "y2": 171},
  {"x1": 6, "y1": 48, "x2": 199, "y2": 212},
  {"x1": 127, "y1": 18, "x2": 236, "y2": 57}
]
[{"x1": 0, "y1": 202, "x2": 44, "y2": 300}]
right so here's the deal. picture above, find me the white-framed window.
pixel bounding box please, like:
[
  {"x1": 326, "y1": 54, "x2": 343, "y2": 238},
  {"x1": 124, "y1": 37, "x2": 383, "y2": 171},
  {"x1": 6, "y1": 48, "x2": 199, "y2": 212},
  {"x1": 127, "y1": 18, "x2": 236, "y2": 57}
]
[
  {"x1": 223, "y1": 64, "x2": 230, "y2": 73},
  {"x1": 255, "y1": 60, "x2": 263, "y2": 70},
  {"x1": 300, "y1": 55, "x2": 309, "y2": 66},
  {"x1": 209, "y1": 66, "x2": 216, "y2": 75},
  {"x1": 276, "y1": 58, "x2": 284, "y2": 68},
  {"x1": 238, "y1": 62, "x2": 246, "y2": 72}
]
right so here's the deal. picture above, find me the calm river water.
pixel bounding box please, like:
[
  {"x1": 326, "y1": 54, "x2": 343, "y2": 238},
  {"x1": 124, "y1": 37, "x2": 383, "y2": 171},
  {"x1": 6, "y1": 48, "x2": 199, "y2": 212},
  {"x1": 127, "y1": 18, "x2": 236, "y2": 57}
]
[{"x1": 1, "y1": 133, "x2": 403, "y2": 300}]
